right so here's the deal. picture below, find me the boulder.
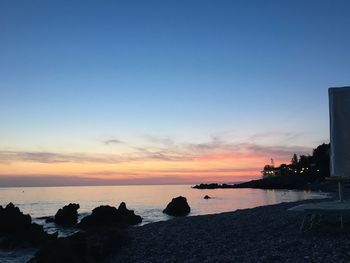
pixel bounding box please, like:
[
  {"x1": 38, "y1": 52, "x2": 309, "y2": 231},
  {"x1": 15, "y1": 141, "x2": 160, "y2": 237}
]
[
  {"x1": 163, "y1": 196, "x2": 191, "y2": 216},
  {"x1": 204, "y1": 195, "x2": 211, "y2": 199},
  {"x1": 78, "y1": 202, "x2": 142, "y2": 229},
  {"x1": 0, "y1": 203, "x2": 56, "y2": 249},
  {"x1": 28, "y1": 227, "x2": 126, "y2": 263},
  {"x1": 117, "y1": 202, "x2": 143, "y2": 225},
  {"x1": 0, "y1": 203, "x2": 31, "y2": 233},
  {"x1": 54, "y1": 203, "x2": 80, "y2": 226}
]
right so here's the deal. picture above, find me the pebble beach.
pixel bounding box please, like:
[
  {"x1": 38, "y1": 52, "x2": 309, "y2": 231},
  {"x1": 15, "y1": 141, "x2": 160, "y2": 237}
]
[{"x1": 110, "y1": 200, "x2": 350, "y2": 263}]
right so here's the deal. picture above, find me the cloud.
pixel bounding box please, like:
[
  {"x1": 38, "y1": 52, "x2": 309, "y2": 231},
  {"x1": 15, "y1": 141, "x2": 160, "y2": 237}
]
[
  {"x1": 103, "y1": 139, "x2": 124, "y2": 145},
  {"x1": 0, "y1": 151, "x2": 123, "y2": 164},
  {"x1": 0, "y1": 132, "x2": 316, "y2": 166},
  {"x1": 143, "y1": 135, "x2": 174, "y2": 146},
  {"x1": 0, "y1": 174, "x2": 104, "y2": 187},
  {"x1": 247, "y1": 131, "x2": 298, "y2": 141},
  {"x1": 0, "y1": 149, "x2": 194, "y2": 164},
  {"x1": 0, "y1": 173, "x2": 255, "y2": 187},
  {"x1": 82, "y1": 167, "x2": 259, "y2": 177}
]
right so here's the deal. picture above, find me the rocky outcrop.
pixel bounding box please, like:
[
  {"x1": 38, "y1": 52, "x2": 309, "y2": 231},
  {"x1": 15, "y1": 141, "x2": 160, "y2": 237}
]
[
  {"x1": 192, "y1": 176, "x2": 338, "y2": 191},
  {"x1": 29, "y1": 227, "x2": 126, "y2": 263},
  {"x1": 54, "y1": 203, "x2": 80, "y2": 226},
  {"x1": 0, "y1": 203, "x2": 56, "y2": 248},
  {"x1": 163, "y1": 196, "x2": 191, "y2": 216},
  {"x1": 193, "y1": 183, "x2": 235, "y2": 189},
  {"x1": 78, "y1": 202, "x2": 142, "y2": 229},
  {"x1": 0, "y1": 203, "x2": 31, "y2": 232},
  {"x1": 117, "y1": 202, "x2": 143, "y2": 225}
]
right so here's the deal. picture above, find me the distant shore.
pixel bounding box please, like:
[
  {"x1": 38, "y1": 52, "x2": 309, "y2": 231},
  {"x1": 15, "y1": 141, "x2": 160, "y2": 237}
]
[
  {"x1": 193, "y1": 175, "x2": 338, "y2": 192},
  {"x1": 110, "y1": 198, "x2": 350, "y2": 263}
]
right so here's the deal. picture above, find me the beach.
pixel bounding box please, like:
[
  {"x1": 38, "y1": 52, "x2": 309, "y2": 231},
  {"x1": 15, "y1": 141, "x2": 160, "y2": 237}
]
[
  {"x1": 110, "y1": 200, "x2": 349, "y2": 263},
  {"x1": 2, "y1": 195, "x2": 350, "y2": 262}
]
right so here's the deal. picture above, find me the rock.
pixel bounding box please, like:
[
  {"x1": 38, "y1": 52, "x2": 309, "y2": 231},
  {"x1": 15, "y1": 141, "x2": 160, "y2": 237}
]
[
  {"x1": 78, "y1": 202, "x2": 142, "y2": 229},
  {"x1": 0, "y1": 203, "x2": 31, "y2": 233},
  {"x1": 117, "y1": 202, "x2": 143, "y2": 225},
  {"x1": 28, "y1": 227, "x2": 126, "y2": 263},
  {"x1": 163, "y1": 196, "x2": 191, "y2": 216},
  {"x1": 204, "y1": 195, "x2": 211, "y2": 199},
  {"x1": 37, "y1": 216, "x2": 54, "y2": 223},
  {"x1": 54, "y1": 203, "x2": 80, "y2": 226},
  {"x1": 46, "y1": 217, "x2": 55, "y2": 223},
  {"x1": 0, "y1": 203, "x2": 56, "y2": 249}
]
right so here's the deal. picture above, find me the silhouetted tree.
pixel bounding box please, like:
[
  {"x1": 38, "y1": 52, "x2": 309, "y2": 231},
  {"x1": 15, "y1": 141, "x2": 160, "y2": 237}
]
[
  {"x1": 262, "y1": 165, "x2": 274, "y2": 178},
  {"x1": 261, "y1": 143, "x2": 330, "y2": 180},
  {"x1": 279, "y1": 164, "x2": 289, "y2": 176},
  {"x1": 291, "y1": 154, "x2": 298, "y2": 167},
  {"x1": 299, "y1": 155, "x2": 312, "y2": 167},
  {"x1": 312, "y1": 143, "x2": 330, "y2": 179}
]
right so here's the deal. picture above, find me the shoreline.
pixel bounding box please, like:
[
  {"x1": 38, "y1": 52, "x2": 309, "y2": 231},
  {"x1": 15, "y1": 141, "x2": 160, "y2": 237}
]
[
  {"x1": 193, "y1": 176, "x2": 338, "y2": 192},
  {"x1": 109, "y1": 197, "x2": 350, "y2": 263}
]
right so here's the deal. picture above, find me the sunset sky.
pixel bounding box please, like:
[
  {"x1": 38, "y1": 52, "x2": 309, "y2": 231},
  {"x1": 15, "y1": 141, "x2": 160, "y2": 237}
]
[{"x1": 1, "y1": 0, "x2": 350, "y2": 186}]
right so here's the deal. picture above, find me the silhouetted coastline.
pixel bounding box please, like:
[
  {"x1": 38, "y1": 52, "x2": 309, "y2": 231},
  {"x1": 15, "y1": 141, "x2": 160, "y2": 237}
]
[
  {"x1": 194, "y1": 143, "x2": 335, "y2": 192},
  {"x1": 193, "y1": 176, "x2": 338, "y2": 192}
]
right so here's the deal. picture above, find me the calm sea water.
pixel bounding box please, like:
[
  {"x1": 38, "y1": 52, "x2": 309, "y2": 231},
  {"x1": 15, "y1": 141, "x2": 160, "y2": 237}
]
[{"x1": 0, "y1": 185, "x2": 328, "y2": 236}]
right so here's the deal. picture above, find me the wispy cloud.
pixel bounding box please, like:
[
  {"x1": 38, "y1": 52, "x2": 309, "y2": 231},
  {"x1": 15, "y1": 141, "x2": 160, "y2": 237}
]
[
  {"x1": 0, "y1": 132, "x2": 314, "y2": 165},
  {"x1": 0, "y1": 173, "x2": 254, "y2": 187},
  {"x1": 142, "y1": 135, "x2": 174, "y2": 147},
  {"x1": 0, "y1": 149, "x2": 194, "y2": 164},
  {"x1": 0, "y1": 151, "x2": 125, "y2": 164},
  {"x1": 0, "y1": 131, "x2": 324, "y2": 186},
  {"x1": 103, "y1": 139, "x2": 124, "y2": 145}
]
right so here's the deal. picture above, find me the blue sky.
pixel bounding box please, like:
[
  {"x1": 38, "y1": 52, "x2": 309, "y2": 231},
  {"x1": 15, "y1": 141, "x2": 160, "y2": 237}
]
[{"x1": 0, "y1": 0, "x2": 349, "y2": 185}]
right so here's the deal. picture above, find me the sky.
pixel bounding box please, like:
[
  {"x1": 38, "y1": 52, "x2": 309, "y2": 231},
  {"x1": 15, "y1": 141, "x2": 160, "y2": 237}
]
[{"x1": 0, "y1": 0, "x2": 350, "y2": 186}]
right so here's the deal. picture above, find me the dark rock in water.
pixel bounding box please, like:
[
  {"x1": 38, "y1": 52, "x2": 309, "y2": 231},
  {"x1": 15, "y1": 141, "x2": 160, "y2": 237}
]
[
  {"x1": 0, "y1": 203, "x2": 31, "y2": 232},
  {"x1": 0, "y1": 203, "x2": 56, "y2": 249},
  {"x1": 78, "y1": 202, "x2": 142, "y2": 229},
  {"x1": 28, "y1": 227, "x2": 126, "y2": 263},
  {"x1": 204, "y1": 195, "x2": 211, "y2": 199},
  {"x1": 117, "y1": 202, "x2": 143, "y2": 225},
  {"x1": 37, "y1": 216, "x2": 54, "y2": 223},
  {"x1": 79, "y1": 205, "x2": 117, "y2": 229},
  {"x1": 46, "y1": 217, "x2": 55, "y2": 223},
  {"x1": 163, "y1": 196, "x2": 191, "y2": 216},
  {"x1": 54, "y1": 203, "x2": 80, "y2": 226}
]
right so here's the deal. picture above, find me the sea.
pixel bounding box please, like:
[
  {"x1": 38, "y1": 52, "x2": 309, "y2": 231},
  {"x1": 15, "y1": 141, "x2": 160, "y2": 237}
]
[
  {"x1": 0, "y1": 184, "x2": 329, "y2": 236},
  {"x1": 0, "y1": 185, "x2": 329, "y2": 262}
]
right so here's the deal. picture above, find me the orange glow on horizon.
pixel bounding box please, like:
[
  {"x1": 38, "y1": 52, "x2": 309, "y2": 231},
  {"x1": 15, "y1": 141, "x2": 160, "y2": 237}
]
[{"x1": 0, "y1": 149, "x2": 292, "y2": 185}]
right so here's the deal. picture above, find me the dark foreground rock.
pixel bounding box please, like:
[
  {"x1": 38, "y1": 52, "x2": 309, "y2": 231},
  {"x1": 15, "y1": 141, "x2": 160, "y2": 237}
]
[
  {"x1": 29, "y1": 227, "x2": 126, "y2": 263},
  {"x1": 36, "y1": 216, "x2": 55, "y2": 223},
  {"x1": 163, "y1": 196, "x2": 190, "y2": 216},
  {"x1": 0, "y1": 203, "x2": 56, "y2": 249},
  {"x1": 78, "y1": 202, "x2": 142, "y2": 229},
  {"x1": 55, "y1": 203, "x2": 80, "y2": 226},
  {"x1": 204, "y1": 195, "x2": 211, "y2": 199},
  {"x1": 111, "y1": 199, "x2": 350, "y2": 263}
]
